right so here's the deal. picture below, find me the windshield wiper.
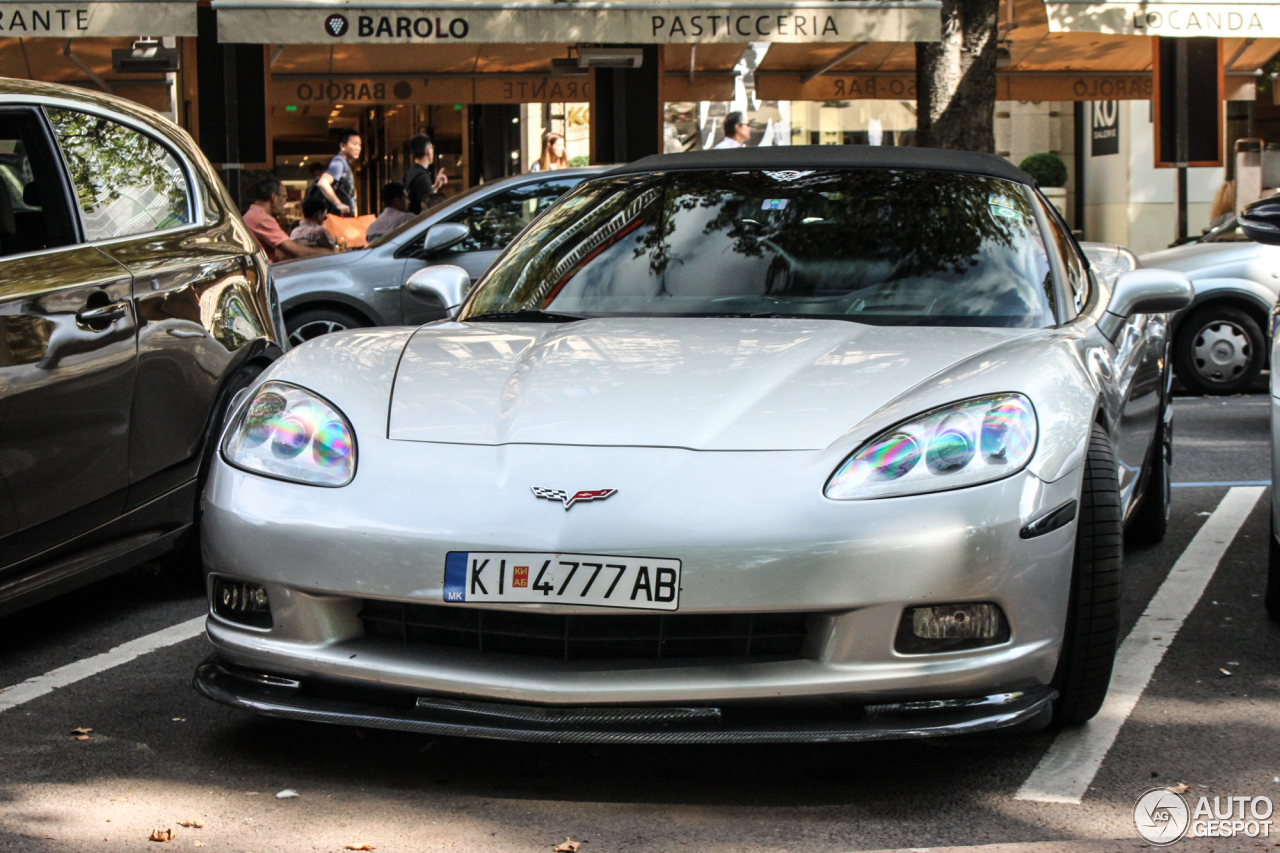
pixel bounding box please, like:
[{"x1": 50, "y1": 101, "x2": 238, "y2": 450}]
[{"x1": 464, "y1": 309, "x2": 587, "y2": 323}]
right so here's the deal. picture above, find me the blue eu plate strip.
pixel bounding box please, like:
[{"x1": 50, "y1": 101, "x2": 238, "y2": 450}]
[{"x1": 444, "y1": 552, "x2": 468, "y2": 602}]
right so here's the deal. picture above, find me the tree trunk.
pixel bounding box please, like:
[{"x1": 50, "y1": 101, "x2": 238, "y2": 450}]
[{"x1": 915, "y1": 0, "x2": 999, "y2": 152}]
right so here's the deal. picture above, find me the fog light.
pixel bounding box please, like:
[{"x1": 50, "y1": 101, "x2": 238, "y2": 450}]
[
  {"x1": 211, "y1": 577, "x2": 272, "y2": 629},
  {"x1": 895, "y1": 603, "x2": 1009, "y2": 654}
]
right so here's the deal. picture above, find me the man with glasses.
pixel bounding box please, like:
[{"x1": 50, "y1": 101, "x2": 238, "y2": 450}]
[
  {"x1": 243, "y1": 177, "x2": 333, "y2": 263},
  {"x1": 713, "y1": 112, "x2": 752, "y2": 149}
]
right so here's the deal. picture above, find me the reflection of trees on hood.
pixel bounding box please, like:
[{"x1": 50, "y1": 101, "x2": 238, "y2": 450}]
[
  {"x1": 47, "y1": 109, "x2": 188, "y2": 230},
  {"x1": 635, "y1": 170, "x2": 1026, "y2": 285}
]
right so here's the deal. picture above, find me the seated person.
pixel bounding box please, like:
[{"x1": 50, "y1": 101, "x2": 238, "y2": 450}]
[
  {"x1": 243, "y1": 176, "x2": 332, "y2": 263},
  {"x1": 364, "y1": 181, "x2": 417, "y2": 243},
  {"x1": 290, "y1": 196, "x2": 338, "y2": 250}
]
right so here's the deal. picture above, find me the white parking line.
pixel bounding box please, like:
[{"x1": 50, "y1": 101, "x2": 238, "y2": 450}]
[
  {"x1": 0, "y1": 616, "x2": 205, "y2": 713},
  {"x1": 1015, "y1": 485, "x2": 1265, "y2": 804}
]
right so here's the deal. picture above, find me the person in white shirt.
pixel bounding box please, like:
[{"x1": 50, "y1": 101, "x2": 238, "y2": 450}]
[{"x1": 713, "y1": 112, "x2": 752, "y2": 149}]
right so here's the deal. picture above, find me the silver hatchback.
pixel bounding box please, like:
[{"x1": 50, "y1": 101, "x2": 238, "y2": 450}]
[{"x1": 274, "y1": 167, "x2": 607, "y2": 345}]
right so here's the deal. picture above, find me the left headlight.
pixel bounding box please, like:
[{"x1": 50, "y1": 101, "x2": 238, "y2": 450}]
[
  {"x1": 824, "y1": 393, "x2": 1037, "y2": 500},
  {"x1": 222, "y1": 381, "x2": 357, "y2": 487}
]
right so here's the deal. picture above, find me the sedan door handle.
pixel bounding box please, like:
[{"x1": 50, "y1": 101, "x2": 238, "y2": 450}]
[{"x1": 76, "y1": 300, "x2": 129, "y2": 324}]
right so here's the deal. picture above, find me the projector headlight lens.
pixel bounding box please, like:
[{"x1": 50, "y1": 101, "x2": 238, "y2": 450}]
[
  {"x1": 222, "y1": 381, "x2": 356, "y2": 486},
  {"x1": 825, "y1": 394, "x2": 1036, "y2": 500}
]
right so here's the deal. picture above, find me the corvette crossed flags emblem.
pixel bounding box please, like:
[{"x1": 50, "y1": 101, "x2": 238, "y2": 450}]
[{"x1": 531, "y1": 487, "x2": 617, "y2": 510}]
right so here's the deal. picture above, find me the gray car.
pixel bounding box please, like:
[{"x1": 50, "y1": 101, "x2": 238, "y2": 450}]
[
  {"x1": 1140, "y1": 216, "x2": 1280, "y2": 395},
  {"x1": 274, "y1": 167, "x2": 607, "y2": 346}
]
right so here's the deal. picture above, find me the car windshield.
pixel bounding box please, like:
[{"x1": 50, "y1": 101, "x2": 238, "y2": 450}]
[{"x1": 460, "y1": 169, "x2": 1057, "y2": 328}]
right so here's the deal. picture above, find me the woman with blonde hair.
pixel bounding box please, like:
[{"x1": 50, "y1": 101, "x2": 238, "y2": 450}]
[
  {"x1": 531, "y1": 132, "x2": 567, "y2": 172},
  {"x1": 1209, "y1": 180, "x2": 1235, "y2": 228}
]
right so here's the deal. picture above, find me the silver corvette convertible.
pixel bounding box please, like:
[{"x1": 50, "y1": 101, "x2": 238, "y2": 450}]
[{"x1": 194, "y1": 147, "x2": 1194, "y2": 743}]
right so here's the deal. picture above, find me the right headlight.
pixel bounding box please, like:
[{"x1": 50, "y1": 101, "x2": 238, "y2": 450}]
[
  {"x1": 222, "y1": 381, "x2": 357, "y2": 487},
  {"x1": 824, "y1": 393, "x2": 1037, "y2": 500}
]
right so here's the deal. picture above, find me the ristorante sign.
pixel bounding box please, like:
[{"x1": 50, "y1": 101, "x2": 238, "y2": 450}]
[
  {"x1": 0, "y1": 1, "x2": 196, "y2": 36},
  {"x1": 1045, "y1": 0, "x2": 1276, "y2": 36},
  {"x1": 214, "y1": 0, "x2": 941, "y2": 44}
]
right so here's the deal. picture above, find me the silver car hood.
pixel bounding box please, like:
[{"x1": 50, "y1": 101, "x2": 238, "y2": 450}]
[
  {"x1": 388, "y1": 318, "x2": 1034, "y2": 450},
  {"x1": 1139, "y1": 241, "x2": 1259, "y2": 273}
]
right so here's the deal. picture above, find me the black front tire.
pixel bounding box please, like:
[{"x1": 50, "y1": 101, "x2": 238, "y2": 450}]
[
  {"x1": 286, "y1": 307, "x2": 367, "y2": 348},
  {"x1": 1051, "y1": 424, "x2": 1123, "y2": 725},
  {"x1": 1128, "y1": 401, "x2": 1171, "y2": 545},
  {"x1": 167, "y1": 361, "x2": 265, "y2": 578},
  {"x1": 1173, "y1": 305, "x2": 1265, "y2": 396},
  {"x1": 1267, "y1": 519, "x2": 1280, "y2": 623}
]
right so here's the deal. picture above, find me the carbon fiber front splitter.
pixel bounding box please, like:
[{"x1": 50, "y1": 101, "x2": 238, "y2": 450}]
[{"x1": 193, "y1": 657, "x2": 1056, "y2": 744}]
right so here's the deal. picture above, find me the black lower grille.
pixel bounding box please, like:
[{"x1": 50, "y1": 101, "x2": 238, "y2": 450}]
[{"x1": 359, "y1": 600, "x2": 810, "y2": 662}]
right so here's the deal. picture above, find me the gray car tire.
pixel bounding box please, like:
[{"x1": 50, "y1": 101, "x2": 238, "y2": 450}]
[
  {"x1": 287, "y1": 307, "x2": 367, "y2": 348},
  {"x1": 1174, "y1": 305, "x2": 1265, "y2": 396},
  {"x1": 1051, "y1": 424, "x2": 1123, "y2": 725}
]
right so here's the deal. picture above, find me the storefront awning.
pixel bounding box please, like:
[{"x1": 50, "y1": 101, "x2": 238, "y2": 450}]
[
  {"x1": 1045, "y1": 0, "x2": 1277, "y2": 37},
  {"x1": 0, "y1": 0, "x2": 196, "y2": 37},
  {"x1": 213, "y1": 0, "x2": 940, "y2": 45}
]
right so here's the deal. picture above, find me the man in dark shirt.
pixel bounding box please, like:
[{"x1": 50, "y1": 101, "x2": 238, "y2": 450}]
[{"x1": 402, "y1": 133, "x2": 448, "y2": 215}]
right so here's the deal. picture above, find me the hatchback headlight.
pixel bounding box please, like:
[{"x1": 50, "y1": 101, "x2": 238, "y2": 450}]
[
  {"x1": 222, "y1": 381, "x2": 356, "y2": 486},
  {"x1": 824, "y1": 393, "x2": 1036, "y2": 500}
]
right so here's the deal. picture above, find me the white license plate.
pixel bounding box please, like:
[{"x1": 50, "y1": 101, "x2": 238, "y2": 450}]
[{"x1": 443, "y1": 552, "x2": 681, "y2": 611}]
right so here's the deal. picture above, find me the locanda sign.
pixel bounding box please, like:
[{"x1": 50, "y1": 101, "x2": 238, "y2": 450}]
[{"x1": 1046, "y1": 1, "x2": 1276, "y2": 37}]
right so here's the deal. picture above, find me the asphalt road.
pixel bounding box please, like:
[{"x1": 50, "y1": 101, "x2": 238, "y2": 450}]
[{"x1": 1, "y1": 394, "x2": 1277, "y2": 853}]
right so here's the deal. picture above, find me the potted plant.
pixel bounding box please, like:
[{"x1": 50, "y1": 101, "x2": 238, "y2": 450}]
[{"x1": 1019, "y1": 153, "x2": 1068, "y2": 216}]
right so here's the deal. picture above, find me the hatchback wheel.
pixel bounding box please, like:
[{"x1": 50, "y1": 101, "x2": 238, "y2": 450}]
[
  {"x1": 287, "y1": 307, "x2": 366, "y2": 347},
  {"x1": 1173, "y1": 306, "x2": 1264, "y2": 396},
  {"x1": 1051, "y1": 424, "x2": 1123, "y2": 725}
]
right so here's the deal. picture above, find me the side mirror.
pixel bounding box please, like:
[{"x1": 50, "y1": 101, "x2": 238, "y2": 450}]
[
  {"x1": 1239, "y1": 197, "x2": 1280, "y2": 245},
  {"x1": 422, "y1": 222, "x2": 469, "y2": 255},
  {"x1": 1098, "y1": 268, "x2": 1194, "y2": 341},
  {"x1": 404, "y1": 265, "x2": 469, "y2": 316}
]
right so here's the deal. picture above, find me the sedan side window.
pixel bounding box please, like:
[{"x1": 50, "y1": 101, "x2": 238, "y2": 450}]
[
  {"x1": 0, "y1": 109, "x2": 78, "y2": 258},
  {"x1": 446, "y1": 178, "x2": 581, "y2": 253},
  {"x1": 45, "y1": 108, "x2": 192, "y2": 241}
]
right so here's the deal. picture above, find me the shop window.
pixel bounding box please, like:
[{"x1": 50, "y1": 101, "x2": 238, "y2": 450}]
[
  {"x1": 45, "y1": 108, "x2": 192, "y2": 241},
  {"x1": 0, "y1": 110, "x2": 77, "y2": 258},
  {"x1": 446, "y1": 177, "x2": 581, "y2": 254}
]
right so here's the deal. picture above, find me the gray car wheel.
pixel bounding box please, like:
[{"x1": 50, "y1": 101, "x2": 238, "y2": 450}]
[
  {"x1": 1051, "y1": 424, "x2": 1123, "y2": 725},
  {"x1": 1174, "y1": 306, "x2": 1264, "y2": 396},
  {"x1": 286, "y1": 307, "x2": 367, "y2": 347}
]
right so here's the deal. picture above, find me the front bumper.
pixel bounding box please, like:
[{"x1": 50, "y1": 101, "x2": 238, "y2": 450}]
[
  {"x1": 201, "y1": 440, "x2": 1083, "y2": 710},
  {"x1": 194, "y1": 657, "x2": 1056, "y2": 744}
]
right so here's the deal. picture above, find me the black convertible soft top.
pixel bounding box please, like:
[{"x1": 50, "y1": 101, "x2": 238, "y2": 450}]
[{"x1": 604, "y1": 145, "x2": 1033, "y2": 185}]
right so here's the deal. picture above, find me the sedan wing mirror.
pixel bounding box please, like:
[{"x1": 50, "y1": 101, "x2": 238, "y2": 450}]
[
  {"x1": 404, "y1": 265, "x2": 469, "y2": 317},
  {"x1": 1239, "y1": 196, "x2": 1280, "y2": 245},
  {"x1": 1098, "y1": 268, "x2": 1194, "y2": 342},
  {"x1": 422, "y1": 222, "x2": 470, "y2": 255}
]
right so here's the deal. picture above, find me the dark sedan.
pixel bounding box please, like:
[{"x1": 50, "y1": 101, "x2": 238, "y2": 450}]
[{"x1": 0, "y1": 77, "x2": 283, "y2": 614}]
